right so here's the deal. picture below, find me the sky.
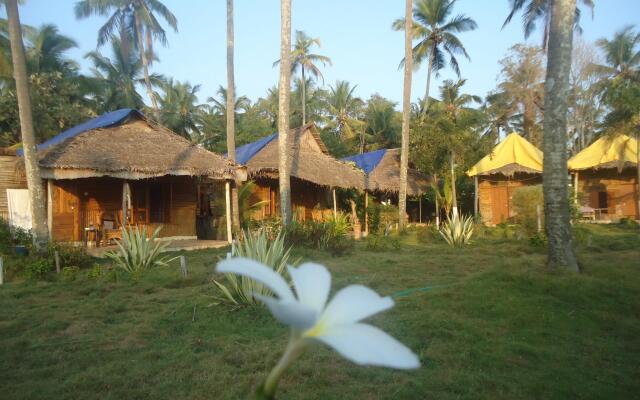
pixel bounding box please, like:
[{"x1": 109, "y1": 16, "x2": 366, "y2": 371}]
[{"x1": 16, "y1": 0, "x2": 640, "y2": 108}]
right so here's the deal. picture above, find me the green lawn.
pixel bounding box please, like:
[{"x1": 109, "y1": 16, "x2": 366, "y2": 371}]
[{"x1": 1, "y1": 224, "x2": 639, "y2": 399}]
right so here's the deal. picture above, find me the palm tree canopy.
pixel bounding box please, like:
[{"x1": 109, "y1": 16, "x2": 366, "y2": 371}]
[
  {"x1": 593, "y1": 25, "x2": 640, "y2": 79},
  {"x1": 25, "y1": 24, "x2": 79, "y2": 74},
  {"x1": 274, "y1": 30, "x2": 332, "y2": 83},
  {"x1": 207, "y1": 85, "x2": 251, "y2": 116},
  {"x1": 502, "y1": 0, "x2": 594, "y2": 49},
  {"x1": 392, "y1": 0, "x2": 477, "y2": 77},
  {"x1": 157, "y1": 77, "x2": 202, "y2": 138}
]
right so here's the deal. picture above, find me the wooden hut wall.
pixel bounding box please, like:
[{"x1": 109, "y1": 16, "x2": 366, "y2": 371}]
[
  {"x1": 247, "y1": 178, "x2": 331, "y2": 221},
  {"x1": 50, "y1": 176, "x2": 199, "y2": 242},
  {"x1": 577, "y1": 168, "x2": 638, "y2": 219},
  {"x1": 0, "y1": 155, "x2": 27, "y2": 220},
  {"x1": 478, "y1": 174, "x2": 542, "y2": 225}
]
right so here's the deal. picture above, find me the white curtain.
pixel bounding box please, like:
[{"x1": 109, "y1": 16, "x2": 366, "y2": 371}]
[{"x1": 7, "y1": 188, "x2": 32, "y2": 231}]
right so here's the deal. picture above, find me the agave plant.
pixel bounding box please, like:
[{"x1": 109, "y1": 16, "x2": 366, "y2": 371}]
[
  {"x1": 439, "y1": 213, "x2": 474, "y2": 246},
  {"x1": 213, "y1": 228, "x2": 296, "y2": 306},
  {"x1": 105, "y1": 226, "x2": 176, "y2": 278}
]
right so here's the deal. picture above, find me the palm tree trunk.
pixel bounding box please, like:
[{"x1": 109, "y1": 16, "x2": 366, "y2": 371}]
[
  {"x1": 301, "y1": 66, "x2": 306, "y2": 125},
  {"x1": 135, "y1": 13, "x2": 160, "y2": 121},
  {"x1": 543, "y1": 0, "x2": 579, "y2": 271},
  {"x1": 422, "y1": 45, "x2": 434, "y2": 113},
  {"x1": 226, "y1": 0, "x2": 240, "y2": 231},
  {"x1": 278, "y1": 0, "x2": 292, "y2": 226},
  {"x1": 450, "y1": 150, "x2": 458, "y2": 217},
  {"x1": 398, "y1": 0, "x2": 413, "y2": 230},
  {"x1": 6, "y1": 0, "x2": 48, "y2": 251}
]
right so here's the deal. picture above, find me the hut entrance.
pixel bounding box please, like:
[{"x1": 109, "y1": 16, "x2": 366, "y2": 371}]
[{"x1": 490, "y1": 186, "x2": 510, "y2": 225}]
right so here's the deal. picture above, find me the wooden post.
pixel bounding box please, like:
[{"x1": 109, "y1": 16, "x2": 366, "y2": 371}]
[
  {"x1": 332, "y1": 188, "x2": 337, "y2": 218},
  {"x1": 225, "y1": 181, "x2": 232, "y2": 243},
  {"x1": 434, "y1": 174, "x2": 440, "y2": 228},
  {"x1": 54, "y1": 250, "x2": 60, "y2": 274},
  {"x1": 574, "y1": 171, "x2": 579, "y2": 204},
  {"x1": 179, "y1": 255, "x2": 187, "y2": 278},
  {"x1": 474, "y1": 176, "x2": 479, "y2": 218},
  {"x1": 0, "y1": 256, "x2": 4, "y2": 285},
  {"x1": 47, "y1": 179, "x2": 53, "y2": 239},
  {"x1": 121, "y1": 180, "x2": 129, "y2": 227},
  {"x1": 364, "y1": 191, "x2": 369, "y2": 235},
  {"x1": 536, "y1": 205, "x2": 542, "y2": 233}
]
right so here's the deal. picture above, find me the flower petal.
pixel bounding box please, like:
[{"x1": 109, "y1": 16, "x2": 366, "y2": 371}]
[
  {"x1": 287, "y1": 263, "x2": 331, "y2": 313},
  {"x1": 216, "y1": 257, "x2": 294, "y2": 302},
  {"x1": 255, "y1": 294, "x2": 318, "y2": 330},
  {"x1": 319, "y1": 285, "x2": 394, "y2": 327},
  {"x1": 311, "y1": 323, "x2": 420, "y2": 369}
]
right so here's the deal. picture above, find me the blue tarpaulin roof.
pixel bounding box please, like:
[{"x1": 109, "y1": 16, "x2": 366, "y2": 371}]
[
  {"x1": 17, "y1": 108, "x2": 141, "y2": 156},
  {"x1": 342, "y1": 149, "x2": 387, "y2": 174},
  {"x1": 233, "y1": 133, "x2": 277, "y2": 164}
]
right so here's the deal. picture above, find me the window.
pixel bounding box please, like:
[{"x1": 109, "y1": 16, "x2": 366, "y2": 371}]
[{"x1": 597, "y1": 191, "x2": 608, "y2": 211}]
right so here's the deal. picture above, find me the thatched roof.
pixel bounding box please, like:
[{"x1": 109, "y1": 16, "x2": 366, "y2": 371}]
[
  {"x1": 36, "y1": 110, "x2": 245, "y2": 181},
  {"x1": 236, "y1": 123, "x2": 365, "y2": 189},
  {"x1": 569, "y1": 134, "x2": 638, "y2": 171},
  {"x1": 343, "y1": 148, "x2": 431, "y2": 196}
]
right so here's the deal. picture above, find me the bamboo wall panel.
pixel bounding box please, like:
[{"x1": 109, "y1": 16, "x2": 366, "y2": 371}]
[{"x1": 0, "y1": 156, "x2": 27, "y2": 219}]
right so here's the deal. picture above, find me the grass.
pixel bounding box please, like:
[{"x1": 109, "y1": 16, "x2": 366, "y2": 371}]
[{"x1": 0, "y1": 223, "x2": 639, "y2": 399}]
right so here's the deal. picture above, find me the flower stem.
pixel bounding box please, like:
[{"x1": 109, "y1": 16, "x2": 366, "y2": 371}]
[{"x1": 256, "y1": 333, "x2": 305, "y2": 399}]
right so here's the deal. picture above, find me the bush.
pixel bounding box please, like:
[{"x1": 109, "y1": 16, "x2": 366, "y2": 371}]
[
  {"x1": 105, "y1": 226, "x2": 177, "y2": 280},
  {"x1": 439, "y1": 213, "x2": 474, "y2": 246},
  {"x1": 213, "y1": 229, "x2": 295, "y2": 306},
  {"x1": 0, "y1": 218, "x2": 32, "y2": 255},
  {"x1": 61, "y1": 266, "x2": 80, "y2": 282},
  {"x1": 511, "y1": 185, "x2": 544, "y2": 235},
  {"x1": 365, "y1": 234, "x2": 401, "y2": 251},
  {"x1": 24, "y1": 257, "x2": 53, "y2": 280},
  {"x1": 48, "y1": 243, "x2": 93, "y2": 270},
  {"x1": 87, "y1": 264, "x2": 104, "y2": 280},
  {"x1": 285, "y1": 212, "x2": 354, "y2": 255},
  {"x1": 366, "y1": 203, "x2": 382, "y2": 234}
]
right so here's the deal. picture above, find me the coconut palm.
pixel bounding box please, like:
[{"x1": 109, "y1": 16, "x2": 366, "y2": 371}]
[
  {"x1": 207, "y1": 86, "x2": 250, "y2": 118},
  {"x1": 274, "y1": 30, "x2": 331, "y2": 125},
  {"x1": 541, "y1": 0, "x2": 579, "y2": 270},
  {"x1": 85, "y1": 38, "x2": 163, "y2": 112},
  {"x1": 25, "y1": 24, "x2": 78, "y2": 75},
  {"x1": 4, "y1": 0, "x2": 48, "y2": 250},
  {"x1": 256, "y1": 86, "x2": 279, "y2": 129},
  {"x1": 324, "y1": 80, "x2": 365, "y2": 149},
  {"x1": 392, "y1": 0, "x2": 477, "y2": 112},
  {"x1": 439, "y1": 79, "x2": 480, "y2": 216},
  {"x1": 157, "y1": 78, "x2": 202, "y2": 139},
  {"x1": 593, "y1": 25, "x2": 640, "y2": 82},
  {"x1": 399, "y1": 0, "x2": 413, "y2": 230},
  {"x1": 75, "y1": 0, "x2": 178, "y2": 120},
  {"x1": 502, "y1": 0, "x2": 594, "y2": 51},
  {"x1": 277, "y1": 0, "x2": 292, "y2": 226},
  {"x1": 226, "y1": 0, "x2": 240, "y2": 231}
]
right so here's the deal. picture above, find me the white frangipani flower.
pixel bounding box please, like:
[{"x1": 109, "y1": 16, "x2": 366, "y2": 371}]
[{"x1": 217, "y1": 257, "x2": 420, "y2": 372}]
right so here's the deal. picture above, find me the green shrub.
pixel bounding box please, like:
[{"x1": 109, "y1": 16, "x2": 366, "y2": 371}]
[
  {"x1": 529, "y1": 232, "x2": 547, "y2": 248},
  {"x1": 61, "y1": 266, "x2": 80, "y2": 282},
  {"x1": 213, "y1": 229, "x2": 295, "y2": 306},
  {"x1": 24, "y1": 257, "x2": 53, "y2": 280},
  {"x1": 379, "y1": 204, "x2": 399, "y2": 234},
  {"x1": 366, "y1": 203, "x2": 382, "y2": 234},
  {"x1": 365, "y1": 234, "x2": 401, "y2": 251},
  {"x1": 87, "y1": 264, "x2": 104, "y2": 280},
  {"x1": 0, "y1": 218, "x2": 32, "y2": 255},
  {"x1": 284, "y1": 212, "x2": 354, "y2": 255},
  {"x1": 105, "y1": 226, "x2": 176, "y2": 280},
  {"x1": 48, "y1": 243, "x2": 93, "y2": 270},
  {"x1": 439, "y1": 213, "x2": 474, "y2": 246},
  {"x1": 511, "y1": 185, "x2": 544, "y2": 235}
]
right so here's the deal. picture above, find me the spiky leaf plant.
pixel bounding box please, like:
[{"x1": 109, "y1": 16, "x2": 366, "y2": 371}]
[
  {"x1": 105, "y1": 226, "x2": 176, "y2": 279},
  {"x1": 213, "y1": 229, "x2": 296, "y2": 306},
  {"x1": 439, "y1": 213, "x2": 474, "y2": 246}
]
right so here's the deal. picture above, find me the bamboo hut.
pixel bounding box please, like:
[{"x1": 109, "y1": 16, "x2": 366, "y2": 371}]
[
  {"x1": 23, "y1": 109, "x2": 245, "y2": 245},
  {"x1": 0, "y1": 147, "x2": 27, "y2": 221},
  {"x1": 569, "y1": 134, "x2": 639, "y2": 220},
  {"x1": 235, "y1": 123, "x2": 364, "y2": 221},
  {"x1": 342, "y1": 148, "x2": 431, "y2": 222},
  {"x1": 467, "y1": 133, "x2": 543, "y2": 225}
]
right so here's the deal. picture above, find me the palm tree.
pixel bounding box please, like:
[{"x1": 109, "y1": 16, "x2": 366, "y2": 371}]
[
  {"x1": 593, "y1": 25, "x2": 640, "y2": 82},
  {"x1": 4, "y1": 0, "x2": 48, "y2": 250},
  {"x1": 364, "y1": 95, "x2": 401, "y2": 151},
  {"x1": 502, "y1": 0, "x2": 594, "y2": 51},
  {"x1": 207, "y1": 86, "x2": 250, "y2": 118},
  {"x1": 392, "y1": 0, "x2": 477, "y2": 113},
  {"x1": 25, "y1": 24, "x2": 78, "y2": 75},
  {"x1": 325, "y1": 80, "x2": 365, "y2": 150},
  {"x1": 255, "y1": 86, "x2": 279, "y2": 129},
  {"x1": 439, "y1": 79, "x2": 481, "y2": 216},
  {"x1": 542, "y1": 0, "x2": 579, "y2": 270},
  {"x1": 157, "y1": 78, "x2": 202, "y2": 138},
  {"x1": 274, "y1": 30, "x2": 331, "y2": 125},
  {"x1": 75, "y1": 0, "x2": 177, "y2": 120},
  {"x1": 226, "y1": 0, "x2": 240, "y2": 231},
  {"x1": 399, "y1": 0, "x2": 413, "y2": 230},
  {"x1": 85, "y1": 38, "x2": 163, "y2": 112},
  {"x1": 277, "y1": 0, "x2": 292, "y2": 228}
]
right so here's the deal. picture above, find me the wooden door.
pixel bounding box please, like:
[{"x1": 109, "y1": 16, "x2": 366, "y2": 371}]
[{"x1": 491, "y1": 186, "x2": 509, "y2": 225}]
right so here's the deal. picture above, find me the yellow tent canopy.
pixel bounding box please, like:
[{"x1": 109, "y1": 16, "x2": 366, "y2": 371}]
[
  {"x1": 568, "y1": 134, "x2": 638, "y2": 171},
  {"x1": 467, "y1": 132, "x2": 543, "y2": 177}
]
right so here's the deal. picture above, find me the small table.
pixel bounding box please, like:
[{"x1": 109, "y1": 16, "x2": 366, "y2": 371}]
[{"x1": 84, "y1": 226, "x2": 100, "y2": 247}]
